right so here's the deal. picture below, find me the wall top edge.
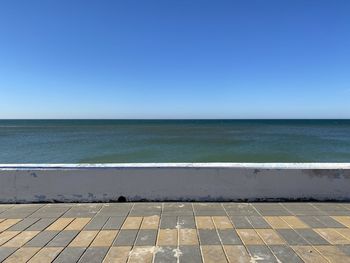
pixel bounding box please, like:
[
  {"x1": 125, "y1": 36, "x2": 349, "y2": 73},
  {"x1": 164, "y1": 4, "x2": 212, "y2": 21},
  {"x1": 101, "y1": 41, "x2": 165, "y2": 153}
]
[{"x1": 1, "y1": 163, "x2": 350, "y2": 170}]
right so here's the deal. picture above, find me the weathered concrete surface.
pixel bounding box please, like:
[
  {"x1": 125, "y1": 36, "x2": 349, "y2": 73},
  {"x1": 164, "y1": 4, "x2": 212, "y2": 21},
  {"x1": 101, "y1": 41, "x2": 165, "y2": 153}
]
[{"x1": 0, "y1": 163, "x2": 350, "y2": 203}]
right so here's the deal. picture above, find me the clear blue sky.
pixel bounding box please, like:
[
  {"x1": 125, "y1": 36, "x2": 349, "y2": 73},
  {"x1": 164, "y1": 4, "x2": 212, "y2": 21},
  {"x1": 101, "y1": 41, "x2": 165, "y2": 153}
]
[{"x1": 0, "y1": 0, "x2": 349, "y2": 119}]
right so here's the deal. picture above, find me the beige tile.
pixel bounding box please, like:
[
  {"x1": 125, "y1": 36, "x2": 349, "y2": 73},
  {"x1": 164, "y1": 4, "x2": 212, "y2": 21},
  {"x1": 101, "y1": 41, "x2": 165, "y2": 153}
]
[
  {"x1": 157, "y1": 229, "x2": 177, "y2": 246},
  {"x1": 314, "y1": 245, "x2": 350, "y2": 263},
  {"x1": 292, "y1": 246, "x2": 328, "y2": 263},
  {"x1": 28, "y1": 247, "x2": 64, "y2": 263},
  {"x1": 90, "y1": 230, "x2": 118, "y2": 247},
  {"x1": 3, "y1": 231, "x2": 39, "y2": 247},
  {"x1": 236, "y1": 229, "x2": 264, "y2": 245},
  {"x1": 332, "y1": 216, "x2": 350, "y2": 228},
  {"x1": 141, "y1": 216, "x2": 160, "y2": 229},
  {"x1": 223, "y1": 245, "x2": 250, "y2": 263},
  {"x1": 0, "y1": 231, "x2": 20, "y2": 246},
  {"x1": 69, "y1": 231, "x2": 98, "y2": 247},
  {"x1": 335, "y1": 228, "x2": 350, "y2": 241},
  {"x1": 179, "y1": 229, "x2": 199, "y2": 245},
  {"x1": 201, "y1": 245, "x2": 227, "y2": 263},
  {"x1": 104, "y1": 246, "x2": 132, "y2": 263},
  {"x1": 0, "y1": 219, "x2": 22, "y2": 232},
  {"x1": 65, "y1": 218, "x2": 91, "y2": 230},
  {"x1": 256, "y1": 229, "x2": 285, "y2": 245},
  {"x1": 280, "y1": 216, "x2": 308, "y2": 229},
  {"x1": 122, "y1": 217, "x2": 143, "y2": 229},
  {"x1": 315, "y1": 228, "x2": 350, "y2": 244},
  {"x1": 195, "y1": 216, "x2": 215, "y2": 229},
  {"x1": 128, "y1": 246, "x2": 154, "y2": 263},
  {"x1": 4, "y1": 247, "x2": 41, "y2": 263},
  {"x1": 46, "y1": 218, "x2": 74, "y2": 231},
  {"x1": 264, "y1": 216, "x2": 291, "y2": 229},
  {"x1": 212, "y1": 216, "x2": 233, "y2": 229}
]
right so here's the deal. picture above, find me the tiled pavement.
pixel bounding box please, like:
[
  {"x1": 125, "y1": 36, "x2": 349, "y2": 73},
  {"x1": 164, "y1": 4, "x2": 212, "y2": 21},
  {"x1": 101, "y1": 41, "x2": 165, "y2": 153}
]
[{"x1": 1, "y1": 203, "x2": 350, "y2": 262}]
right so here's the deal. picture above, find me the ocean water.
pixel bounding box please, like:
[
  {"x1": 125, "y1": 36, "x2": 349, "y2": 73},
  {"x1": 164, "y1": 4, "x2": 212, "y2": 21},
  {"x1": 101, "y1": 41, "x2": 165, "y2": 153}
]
[{"x1": 0, "y1": 119, "x2": 350, "y2": 163}]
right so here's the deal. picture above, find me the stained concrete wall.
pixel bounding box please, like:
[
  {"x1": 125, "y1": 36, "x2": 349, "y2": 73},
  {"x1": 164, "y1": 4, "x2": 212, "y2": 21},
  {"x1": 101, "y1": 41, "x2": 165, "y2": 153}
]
[{"x1": 0, "y1": 163, "x2": 350, "y2": 203}]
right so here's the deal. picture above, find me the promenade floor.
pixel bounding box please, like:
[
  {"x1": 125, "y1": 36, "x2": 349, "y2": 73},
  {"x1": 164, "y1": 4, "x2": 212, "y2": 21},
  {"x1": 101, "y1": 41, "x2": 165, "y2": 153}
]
[{"x1": 1, "y1": 202, "x2": 350, "y2": 262}]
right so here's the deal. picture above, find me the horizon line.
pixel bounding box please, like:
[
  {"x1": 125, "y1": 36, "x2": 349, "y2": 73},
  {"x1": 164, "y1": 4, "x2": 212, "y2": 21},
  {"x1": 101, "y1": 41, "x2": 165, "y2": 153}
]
[{"x1": 0, "y1": 118, "x2": 350, "y2": 121}]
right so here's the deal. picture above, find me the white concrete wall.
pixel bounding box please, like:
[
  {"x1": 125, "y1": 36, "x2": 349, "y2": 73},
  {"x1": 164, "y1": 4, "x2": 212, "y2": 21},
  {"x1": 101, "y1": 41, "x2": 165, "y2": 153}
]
[{"x1": 0, "y1": 163, "x2": 350, "y2": 203}]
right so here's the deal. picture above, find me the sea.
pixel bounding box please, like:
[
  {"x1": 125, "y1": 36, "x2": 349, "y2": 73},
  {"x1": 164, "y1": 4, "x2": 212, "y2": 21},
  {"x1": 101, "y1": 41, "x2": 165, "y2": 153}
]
[{"x1": 0, "y1": 119, "x2": 350, "y2": 163}]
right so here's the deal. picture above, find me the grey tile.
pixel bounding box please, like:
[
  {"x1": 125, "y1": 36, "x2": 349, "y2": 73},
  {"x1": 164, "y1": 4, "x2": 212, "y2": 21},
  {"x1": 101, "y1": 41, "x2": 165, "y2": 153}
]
[
  {"x1": 63, "y1": 204, "x2": 102, "y2": 217},
  {"x1": 135, "y1": 229, "x2": 157, "y2": 246},
  {"x1": 63, "y1": 212, "x2": 99, "y2": 218},
  {"x1": 8, "y1": 217, "x2": 40, "y2": 231},
  {"x1": 194, "y1": 210, "x2": 226, "y2": 216},
  {"x1": 282, "y1": 204, "x2": 326, "y2": 216},
  {"x1": 292, "y1": 210, "x2": 327, "y2": 216},
  {"x1": 298, "y1": 216, "x2": 326, "y2": 228},
  {"x1": 247, "y1": 216, "x2": 270, "y2": 228},
  {"x1": 230, "y1": 216, "x2": 253, "y2": 228},
  {"x1": 246, "y1": 245, "x2": 278, "y2": 263},
  {"x1": 163, "y1": 211, "x2": 194, "y2": 216},
  {"x1": 154, "y1": 246, "x2": 177, "y2": 263},
  {"x1": 316, "y1": 216, "x2": 347, "y2": 227},
  {"x1": 4, "y1": 204, "x2": 43, "y2": 211},
  {"x1": 252, "y1": 203, "x2": 285, "y2": 210},
  {"x1": 337, "y1": 245, "x2": 350, "y2": 256},
  {"x1": 84, "y1": 216, "x2": 109, "y2": 230},
  {"x1": 25, "y1": 231, "x2": 59, "y2": 247},
  {"x1": 193, "y1": 204, "x2": 226, "y2": 215},
  {"x1": 276, "y1": 229, "x2": 308, "y2": 245},
  {"x1": 178, "y1": 216, "x2": 196, "y2": 228},
  {"x1": 313, "y1": 203, "x2": 347, "y2": 211},
  {"x1": 102, "y1": 203, "x2": 133, "y2": 210},
  {"x1": 253, "y1": 203, "x2": 292, "y2": 216},
  {"x1": 163, "y1": 203, "x2": 193, "y2": 216},
  {"x1": 130, "y1": 203, "x2": 162, "y2": 216},
  {"x1": 282, "y1": 203, "x2": 315, "y2": 210},
  {"x1": 27, "y1": 218, "x2": 57, "y2": 231},
  {"x1": 103, "y1": 217, "x2": 125, "y2": 230},
  {"x1": 269, "y1": 245, "x2": 303, "y2": 263},
  {"x1": 289, "y1": 210, "x2": 327, "y2": 216},
  {"x1": 198, "y1": 229, "x2": 221, "y2": 245},
  {"x1": 295, "y1": 229, "x2": 329, "y2": 245},
  {"x1": 130, "y1": 210, "x2": 161, "y2": 216},
  {"x1": 224, "y1": 204, "x2": 259, "y2": 216},
  {"x1": 53, "y1": 247, "x2": 86, "y2": 263},
  {"x1": 163, "y1": 203, "x2": 192, "y2": 210},
  {"x1": 341, "y1": 203, "x2": 350, "y2": 210},
  {"x1": 133, "y1": 203, "x2": 162, "y2": 210},
  {"x1": 0, "y1": 247, "x2": 17, "y2": 262},
  {"x1": 29, "y1": 205, "x2": 71, "y2": 218},
  {"x1": 193, "y1": 203, "x2": 223, "y2": 211},
  {"x1": 79, "y1": 247, "x2": 109, "y2": 263},
  {"x1": 97, "y1": 204, "x2": 132, "y2": 217},
  {"x1": 97, "y1": 210, "x2": 129, "y2": 217},
  {"x1": 322, "y1": 210, "x2": 350, "y2": 216},
  {"x1": 217, "y1": 229, "x2": 242, "y2": 245},
  {"x1": 0, "y1": 204, "x2": 43, "y2": 218},
  {"x1": 48, "y1": 230, "x2": 79, "y2": 247},
  {"x1": 179, "y1": 246, "x2": 202, "y2": 263},
  {"x1": 255, "y1": 210, "x2": 292, "y2": 216},
  {"x1": 0, "y1": 205, "x2": 14, "y2": 213},
  {"x1": 113, "y1": 230, "x2": 138, "y2": 246},
  {"x1": 160, "y1": 216, "x2": 178, "y2": 229}
]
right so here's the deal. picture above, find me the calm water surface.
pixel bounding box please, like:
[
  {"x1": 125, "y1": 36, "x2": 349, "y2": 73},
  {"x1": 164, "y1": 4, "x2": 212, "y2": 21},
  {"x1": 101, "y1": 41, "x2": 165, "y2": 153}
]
[{"x1": 0, "y1": 120, "x2": 350, "y2": 163}]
